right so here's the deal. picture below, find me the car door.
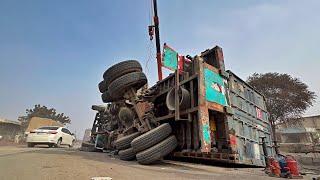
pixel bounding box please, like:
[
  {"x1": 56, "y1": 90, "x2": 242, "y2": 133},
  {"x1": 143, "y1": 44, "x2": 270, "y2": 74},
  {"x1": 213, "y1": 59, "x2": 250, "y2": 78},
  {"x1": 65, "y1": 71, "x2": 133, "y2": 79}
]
[
  {"x1": 61, "y1": 128, "x2": 71, "y2": 145},
  {"x1": 64, "y1": 128, "x2": 73, "y2": 145}
]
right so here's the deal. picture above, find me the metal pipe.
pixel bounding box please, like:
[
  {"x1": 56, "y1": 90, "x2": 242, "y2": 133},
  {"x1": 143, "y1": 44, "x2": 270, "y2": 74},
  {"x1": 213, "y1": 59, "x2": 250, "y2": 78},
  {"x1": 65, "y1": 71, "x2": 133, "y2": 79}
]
[
  {"x1": 260, "y1": 136, "x2": 269, "y2": 166},
  {"x1": 153, "y1": 0, "x2": 162, "y2": 81}
]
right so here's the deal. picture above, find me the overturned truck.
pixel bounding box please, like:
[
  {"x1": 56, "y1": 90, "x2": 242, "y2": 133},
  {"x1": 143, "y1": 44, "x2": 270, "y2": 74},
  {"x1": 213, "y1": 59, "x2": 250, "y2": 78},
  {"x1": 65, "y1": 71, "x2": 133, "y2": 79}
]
[{"x1": 90, "y1": 46, "x2": 275, "y2": 167}]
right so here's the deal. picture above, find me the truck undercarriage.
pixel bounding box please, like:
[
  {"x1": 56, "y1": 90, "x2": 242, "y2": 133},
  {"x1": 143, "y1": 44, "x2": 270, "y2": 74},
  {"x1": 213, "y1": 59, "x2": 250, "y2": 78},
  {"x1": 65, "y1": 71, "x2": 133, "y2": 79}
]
[{"x1": 87, "y1": 46, "x2": 275, "y2": 167}]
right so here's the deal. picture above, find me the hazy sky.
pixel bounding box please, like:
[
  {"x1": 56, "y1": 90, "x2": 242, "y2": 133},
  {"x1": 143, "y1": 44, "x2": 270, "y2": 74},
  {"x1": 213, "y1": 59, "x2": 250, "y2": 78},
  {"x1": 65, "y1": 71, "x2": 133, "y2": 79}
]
[{"x1": 0, "y1": 0, "x2": 319, "y2": 138}]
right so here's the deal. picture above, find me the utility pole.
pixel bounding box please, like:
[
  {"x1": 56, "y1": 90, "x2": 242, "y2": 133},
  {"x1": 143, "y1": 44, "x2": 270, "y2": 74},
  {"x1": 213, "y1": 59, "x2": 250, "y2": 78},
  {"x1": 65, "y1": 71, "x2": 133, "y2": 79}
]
[{"x1": 153, "y1": 0, "x2": 162, "y2": 81}]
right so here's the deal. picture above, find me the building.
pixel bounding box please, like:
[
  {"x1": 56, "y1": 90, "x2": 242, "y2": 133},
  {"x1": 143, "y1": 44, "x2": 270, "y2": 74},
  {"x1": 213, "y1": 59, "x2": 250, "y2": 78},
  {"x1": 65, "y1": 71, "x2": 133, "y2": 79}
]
[
  {"x1": 0, "y1": 118, "x2": 22, "y2": 141},
  {"x1": 277, "y1": 115, "x2": 320, "y2": 144},
  {"x1": 276, "y1": 115, "x2": 320, "y2": 152}
]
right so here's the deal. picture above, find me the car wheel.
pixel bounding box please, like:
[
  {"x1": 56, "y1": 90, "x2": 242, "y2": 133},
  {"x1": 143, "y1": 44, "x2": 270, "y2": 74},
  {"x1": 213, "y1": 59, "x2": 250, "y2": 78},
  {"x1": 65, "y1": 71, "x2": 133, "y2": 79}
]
[
  {"x1": 103, "y1": 60, "x2": 142, "y2": 86},
  {"x1": 131, "y1": 123, "x2": 172, "y2": 153},
  {"x1": 136, "y1": 135, "x2": 177, "y2": 165},
  {"x1": 108, "y1": 72, "x2": 147, "y2": 99},
  {"x1": 69, "y1": 140, "x2": 75, "y2": 148},
  {"x1": 55, "y1": 138, "x2": 62, "y2": 148},
  {"x1": 27, "y1": 143, "x2": 35, "y2": 148}
]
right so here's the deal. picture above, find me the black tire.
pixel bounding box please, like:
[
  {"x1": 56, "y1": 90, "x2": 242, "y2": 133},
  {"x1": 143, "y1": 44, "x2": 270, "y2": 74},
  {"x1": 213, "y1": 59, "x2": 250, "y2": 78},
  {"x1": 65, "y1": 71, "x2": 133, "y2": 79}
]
[
  {"x1": 69, "y1": 140, "x2": 75, "y2": 148},
  {"x1": 27, "y1": 143, "x2": 34, "y2": 148},
  {"x1": 48, "y1": 144, "x2": 54, "y2": 148},
  {"x1": 103, "y1": 60, "x2": 142, "y2": 86},
  {"x1": 55, "y1": 138, "x2": 62, "y2": 148},
  {"x1": 131, "y1": 123, "x2": 172, "y2": 153},
  {"x1": 115, "y1": 132, "x2": 140, "y2": 150},
  {"x1": 108, "y1": 72, "x2": 147, "y2": 99},
  {"x1": 98, "y1": 80, "x2": 108, "y2": 93},
  {"x1": 136, "y1": 135, "x2": 177, "y2": 165},
  {"x1": 119, "y1": 147, "x2": 136, "y2": 161},
  {"x1": 101, "y1": 91, "x2": 113, "y2": 103},
  {"x1": 101, "y1": 91, "x2": 123, "y2": 103}
]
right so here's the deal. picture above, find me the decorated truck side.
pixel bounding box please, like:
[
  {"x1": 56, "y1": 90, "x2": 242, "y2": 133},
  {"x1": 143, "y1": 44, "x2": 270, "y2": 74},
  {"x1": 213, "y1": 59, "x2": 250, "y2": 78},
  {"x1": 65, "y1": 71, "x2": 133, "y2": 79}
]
[{"x1": 89, "y1": 45, "x2": 275, "y2": 167}]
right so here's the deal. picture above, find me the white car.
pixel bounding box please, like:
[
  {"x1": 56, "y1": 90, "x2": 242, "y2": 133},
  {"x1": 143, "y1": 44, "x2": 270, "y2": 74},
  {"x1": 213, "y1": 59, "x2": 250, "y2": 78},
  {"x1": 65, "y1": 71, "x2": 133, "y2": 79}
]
[{"x1": 26, "y1": 126, "x2": 75, "y2": 148}]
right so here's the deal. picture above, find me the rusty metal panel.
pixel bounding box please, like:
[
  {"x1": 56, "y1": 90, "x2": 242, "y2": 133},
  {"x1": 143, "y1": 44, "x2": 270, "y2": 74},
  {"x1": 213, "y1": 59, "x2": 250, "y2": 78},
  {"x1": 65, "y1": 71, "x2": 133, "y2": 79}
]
[
  {"x1": 226, "y1": 71, "x2": 275, "y2": 166},
  {"x1": 197, "y1": 57, "x2": 211, "y2": 153}
]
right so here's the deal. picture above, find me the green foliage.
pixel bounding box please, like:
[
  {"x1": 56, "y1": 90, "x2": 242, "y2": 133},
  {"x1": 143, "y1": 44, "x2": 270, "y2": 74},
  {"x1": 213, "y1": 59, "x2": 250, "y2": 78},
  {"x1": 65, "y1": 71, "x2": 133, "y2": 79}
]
[
  {"x1": 18, "y1": 104, "x2": 71, "y2": 129},
  {"x1": 247, "y1": 72, "x2": 316, "y2": 125}
]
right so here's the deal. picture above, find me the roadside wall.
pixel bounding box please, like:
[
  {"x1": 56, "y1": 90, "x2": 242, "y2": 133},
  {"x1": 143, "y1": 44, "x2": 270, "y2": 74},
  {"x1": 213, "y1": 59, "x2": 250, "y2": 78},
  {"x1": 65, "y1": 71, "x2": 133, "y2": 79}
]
[{"x1": 0, "y1": 123, "x2": 21, "y2": 140}]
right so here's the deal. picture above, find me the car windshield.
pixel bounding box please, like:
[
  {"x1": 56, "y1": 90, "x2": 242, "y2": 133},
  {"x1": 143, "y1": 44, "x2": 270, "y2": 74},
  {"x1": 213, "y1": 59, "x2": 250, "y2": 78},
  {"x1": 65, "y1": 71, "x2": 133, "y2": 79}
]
[{"x1": 38, "y1": 127, "x2": 59, "y2": 130}]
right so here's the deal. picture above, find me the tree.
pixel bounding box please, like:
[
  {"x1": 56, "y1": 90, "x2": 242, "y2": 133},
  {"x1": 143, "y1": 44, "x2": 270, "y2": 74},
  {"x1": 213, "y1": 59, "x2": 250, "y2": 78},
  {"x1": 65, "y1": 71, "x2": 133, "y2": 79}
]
[
  {"x1": 18, "y1": 104, "x2": 71, "y2": 130},
  {"x1": 247, "y1": 73, "x2": 316, "y2": 153}
]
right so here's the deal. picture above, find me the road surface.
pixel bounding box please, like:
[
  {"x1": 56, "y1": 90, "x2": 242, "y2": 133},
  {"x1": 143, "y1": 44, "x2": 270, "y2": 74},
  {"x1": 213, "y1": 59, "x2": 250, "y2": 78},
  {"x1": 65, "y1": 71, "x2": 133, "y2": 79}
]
[{"x1": 0, "y1": 145, "x2": 284, "y2": 180}]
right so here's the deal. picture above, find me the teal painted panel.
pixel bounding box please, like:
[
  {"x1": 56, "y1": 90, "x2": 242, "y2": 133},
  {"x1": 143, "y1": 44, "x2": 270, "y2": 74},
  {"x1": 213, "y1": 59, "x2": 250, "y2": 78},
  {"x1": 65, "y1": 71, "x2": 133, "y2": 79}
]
[
  {"x1": 204, "y1": 68, "x2": 227, "y2": 106},
  {"x1": 202, "y1": 124, "x2": 211, "y2": 144},
  {"x1": 163, "y1": 47, "x2": 178, "y2": 70}
]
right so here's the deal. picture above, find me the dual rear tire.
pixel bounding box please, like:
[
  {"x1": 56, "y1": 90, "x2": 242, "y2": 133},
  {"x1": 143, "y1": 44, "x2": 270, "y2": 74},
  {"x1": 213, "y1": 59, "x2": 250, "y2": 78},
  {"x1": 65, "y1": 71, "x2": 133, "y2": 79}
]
[
  {"x1": 101, "y1": 61, "x2": 177, "y2": 164},
  {"x1": 99, "y1": 60, "x2": 146, "y2": 102},
  {"x1": 119, "y1": 147, "x2": 136, "y2": 161},
  {"x1": 115, "y1": 132, "x2": 140, "y2": 150},
  {"x1": 136, "y1": 135, "x2": 177, "y2": 165},
  {"x1": 131, "y1": 123, "x2": 177, "y2": 164},
  {"x1": 115, "y1": 132, "x2": 140, "y2": 161},
  {"x1": 103, "y1": 60, "x2": 142, "y2": 86}
]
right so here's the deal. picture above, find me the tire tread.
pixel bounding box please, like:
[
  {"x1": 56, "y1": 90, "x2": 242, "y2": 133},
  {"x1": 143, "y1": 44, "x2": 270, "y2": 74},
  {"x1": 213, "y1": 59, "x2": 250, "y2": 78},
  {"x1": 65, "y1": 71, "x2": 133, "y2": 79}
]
[
  {"x1": 131, "y1": 123, "x2": 172, "y2": 153},
  {"x1": 136, "y1": 135, "x2": 177, "y2": 165}
]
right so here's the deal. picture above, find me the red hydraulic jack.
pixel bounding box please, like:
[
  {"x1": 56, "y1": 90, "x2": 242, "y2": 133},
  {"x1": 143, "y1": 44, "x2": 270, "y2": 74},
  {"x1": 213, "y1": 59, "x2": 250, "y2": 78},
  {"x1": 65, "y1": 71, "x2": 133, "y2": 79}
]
[
  {"x1": 284, "y1": 155, "x2": 303, "y2": 179},
  {"x1": 266, "y1": 155, "x2": 303, "y2": 179},
  {"x1": 266, "y1": 157, "x2": 281, "y2": 178}
]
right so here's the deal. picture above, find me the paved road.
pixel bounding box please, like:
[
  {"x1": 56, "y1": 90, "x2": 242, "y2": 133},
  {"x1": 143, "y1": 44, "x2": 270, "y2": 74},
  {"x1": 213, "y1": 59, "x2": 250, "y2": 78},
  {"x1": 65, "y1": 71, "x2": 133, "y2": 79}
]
[{"x1": 0, "y1": 146, "x2": 279, "y2": 180}]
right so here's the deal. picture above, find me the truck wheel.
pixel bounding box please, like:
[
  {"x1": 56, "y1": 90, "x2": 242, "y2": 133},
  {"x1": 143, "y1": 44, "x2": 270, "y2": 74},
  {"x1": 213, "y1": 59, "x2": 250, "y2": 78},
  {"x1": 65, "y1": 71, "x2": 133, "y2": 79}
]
[
  {"x1": 119, "y1": 147, "x2": 136, "y2": 161},
  {"x1": 108, "y1": 72, "x2": 147, "y2": 99},
  {"x1": 98, "y1": 80, "x2": 108, "y2": 93},
  {"x1": 136, "y1": 135, "x2": 177, "y2": 165},
  {"x1": 115, "y1": 132, "x2": 140, "y2": 150},
  {"x1": 131, "y1": 123, "x2": 172, "y2": 153},
  {"x1": 101, "y1": 91, "x2": 113, "y2": 103},
  {"x1": 103, "y1": 60, "x2": 142, "y2": 86}
]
